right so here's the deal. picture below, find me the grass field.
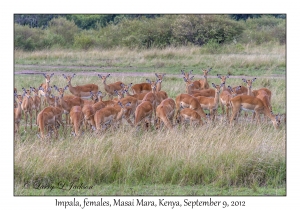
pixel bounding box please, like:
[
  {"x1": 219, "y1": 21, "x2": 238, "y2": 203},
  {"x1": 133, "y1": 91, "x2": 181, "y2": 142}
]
[{"x1": 14, "y1": 45, "x2": 286, "y2": 196}]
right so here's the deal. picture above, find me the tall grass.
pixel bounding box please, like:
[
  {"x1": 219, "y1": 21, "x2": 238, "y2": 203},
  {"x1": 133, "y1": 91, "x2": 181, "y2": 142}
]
[{"x1": 14, "y1": 121, "x2": 286, "y2": 190}]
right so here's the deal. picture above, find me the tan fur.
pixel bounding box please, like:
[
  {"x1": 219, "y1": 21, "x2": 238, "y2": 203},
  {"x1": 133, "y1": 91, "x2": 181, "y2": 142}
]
[{"x1": 155, "y1": 98, "x2": 175, "y2": 130}]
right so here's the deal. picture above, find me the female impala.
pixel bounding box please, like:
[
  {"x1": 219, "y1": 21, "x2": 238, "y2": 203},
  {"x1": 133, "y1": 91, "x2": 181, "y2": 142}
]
[
  {"x1": 62, "y1": 73, "x2": 99, "y2": 99},
  {"x1": 174, "y1": 93, "x2": 207, "y2": 124},
  {"x1": 230, "y1": 95, "x2": 280, "y2": 129},
  {"x1": 155, "y1": 98, "x2": 176, "y2": 130},
  {"x1": 131, "y1": 73, "x2": 166, "y2": 94},
  {"x1": 39, "y1": 73, "x2": 54, "y2": 105},
  {"x1": 194, "y1": 83, "x2": 224, "y2": 121},
  {"x1": 21, "y1": 88, "x2": 35, "y2": 131},
  {"x1": 98, "y1": 74, "x2": 123, "y2": 100},
  {"x1": 94, "y1": 101, "x2": 131, "y2": 133},
  {"x1": 37, "y1": 101, "x2": 64, "y2": 139},
  {"x1": 242, "y1": 78, "x2": 272, "y2": 121},
  {"x1": 179, "y1": 108, "x2": 203, "y2": 127},
  {"x1": 190, "y1": 67, "x2": 212, "y2": 90},
  {"x1": 30, "y1": 87, "x2": 41, "y2": 124},
  {"x1": 14, "y1": 94, "x2": 23, "y2": 133},
  {"x1": 69, "y1": 106, "x2": 84, "y2": 137}
]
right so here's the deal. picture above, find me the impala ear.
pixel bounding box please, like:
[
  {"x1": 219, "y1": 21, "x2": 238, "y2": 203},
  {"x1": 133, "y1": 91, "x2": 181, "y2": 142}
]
[
  {"x1": 208, "y1": 67, "x2": 212, "y2": 71},
  {"x1": 53, "y1": 85, "x2": 58, "y2": 91},
  {"x1": 50, "y1": 73, "x2": 54, "y2": 78},
  {"x1": 72, "y1": 73, "x2": 76, "y2": 78},
  {"x1": 217, "y1": 74, "x2": 221, "y2": 79},
  {"x1": 190, "y1": 76, "x2": 194, "y2": 80},
  {"x1": 226, "y1": 74, "x2": 230, "y2": 78},
  {"x1": 189, "y1": 70, "x2": 193, "y2": 74},
  {"x1": 212, "y1": 83, "x2": 216, "y2": 88},
  {"x1": 146, "y1": 79, "x2": 151, "y2": 83},
  {"x1": 126, "y1": 102, "x2": 131, "y2": 107},
  {"x1": 183, "y1": 77, "x2": 188, "y2": 82},
  {"x1": 107, "y1": 74, "x2": 110, "y2": 78},
  {"x1": 181, "y1": 70, "x2": 185, "y2": 75},
  {"x1": 62, "y1": 74, "x2": 67, "y2": 79},
  {"x1": 114, "y1": 90, "x2": 118, "y2": 95},
  {"x1": 252, "y1": 78, "x2": 257, "y2": 82},
  {"x1": 120, "y1": 83, "x2": 125, "y2": 88},
  {"x1": 98, "y1": 74, "x2": 102, "y2": 78},
  {"x1": 129, "y1": 83, "x2": 133, "y2": 88},
  {"x1": 64, "y1": 85, "x2": 69, "y2": 90},
  {"x1": 242, "y1": 78, "x2": 247, "y2": 83},
  {"x1": 155, "y1": 73, "x2": 159, "y2": 78}
]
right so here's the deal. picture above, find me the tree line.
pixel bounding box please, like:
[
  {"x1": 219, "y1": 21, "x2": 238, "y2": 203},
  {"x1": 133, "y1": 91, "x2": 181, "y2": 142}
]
[{"x1": 14, "y1": 14, "x2": 286, "y2": 51}]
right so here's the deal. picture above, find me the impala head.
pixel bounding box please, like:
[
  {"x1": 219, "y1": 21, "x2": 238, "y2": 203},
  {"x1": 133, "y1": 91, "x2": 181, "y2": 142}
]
[
  {"x1": 98, "y1": 74, "x2": 110, "y2": 84},
  {"x1": 121, "y1": 83, "x2": 133, "y2": 94},
  {"x1": 63, "y1": 74, "x2": 76, "y2": 84},
  {"x1": 22, "y1": 88, "x2": 31, "y2": 98},
  {"x1": 43, "y1": 73, "x2": 54, "y2": 83},
  {"x1": 217, "y1": 74, "x2": 229, "y2": 84},
  {"x1": 90, "y1": 91, "x2": 99, "y2": 102},
  {"x1": 271, "y1": 113, "x2": 281, "y2": 129},
  {"x1": 155, "y1": 73, "x2": 166, "y2": 80},
  {"x1": 14, "y1": 94, "x2": 23, "y2": 104},
  {"x1": 228, "y1": 85, "x2": 241, "y2": 97},
  {"x1": 181, "y1": 70, "x2": 193, "y2": 80},
  {"x1": 30, "y1": 87, "x2": 39, "y2": 95},
  {"x1": 14, "y1": 88, "x2": 17, "y2": 94},
  {"x1": 211, "y1": 83, "x2": 224, "y2": 93},
  {"x1": 242, "y1": 78, "x2": 256, "y2": 89},
  {"x1": 114, "y1": 89, "x2": 125, "y2": 100},
  {"x1": 97, "y1": 91, "x2": 107, "y2": 100},
  {"x1": 203, "y1": 67, "x2": 212, "y2": 78}
]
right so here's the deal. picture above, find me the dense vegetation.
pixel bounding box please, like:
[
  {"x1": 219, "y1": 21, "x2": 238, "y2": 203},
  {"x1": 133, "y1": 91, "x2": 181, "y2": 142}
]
[{"x1": 14, "y1": 14, "x2": 286, "y2": 51}]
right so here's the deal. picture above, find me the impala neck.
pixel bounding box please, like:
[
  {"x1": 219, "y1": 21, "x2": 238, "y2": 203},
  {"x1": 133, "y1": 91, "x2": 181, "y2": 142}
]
[{"x1": 214, "y1": 90, "x2": 220, "y2": 104}]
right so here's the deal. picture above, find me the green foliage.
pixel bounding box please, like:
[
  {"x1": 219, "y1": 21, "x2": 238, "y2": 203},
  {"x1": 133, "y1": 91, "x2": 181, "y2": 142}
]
[
  {"x1": 14, "y1": 15, "x2": 286, "y2": 50},
  {"x1": 74, "y1": 32, "x2": 96, "y2": 50},
  {"x1": 171, "y1": 15, "x2": 244, "y2": 45},
  {"x1": 66, "y1": 14, "x2": 117, "y2": 29},
  {"x1": 47, "y1": 17, "x2": 79, "y2": 47}
]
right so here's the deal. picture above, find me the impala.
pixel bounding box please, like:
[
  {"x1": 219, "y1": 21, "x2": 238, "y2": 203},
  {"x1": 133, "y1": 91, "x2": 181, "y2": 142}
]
[
  {"x1": 14, "y1": 94, "x2": 23, "y2": 133},
  {"x1": 122, "y1": 83, "x2": 149, "y2": 103},
  {"x1": 94, "y1": 101, "x2": 131, "y2": 133},
  {"x1": 30, "y1": 87, "x2": 41, "y2": 124},
  {"x1": 219, "y1": 85, "x2": 236, "y2": 120},
  {"x1": 21, "y1": 88, "x2": 35, "y2": 131},
  {"x1": 155, "y1": 98, "x2": 176, "y2": 130},
  {"x1": 229, "y1": 95, "x2": 280, "y2": 129},
  {"x1": 242, "y1": 78, "x2": 272, "y2": 120},
  {"x1": 57, "y1": 93, "x2": 85, "y2": 125},
  {"x1": 98, "y1": 74, "x2": 123, "y2": 100},
  {"x1": 82, "y1": 92, "x2": 106, "y2": 131},
  {"x1": 184, "y1": 77, "x2": 215, "y2": 97},
  {"x1": 62, "y1": 73, "x2": 99, "y2": 99},
  {"x1": 131, "y1": 73, "x2": 166, "y2": 94},
  {"x1": 113, "y1": 93, "x2": 138, "y2": 127},
  {"x1": 69, "y1": 106, "x2": 84, "y2": 136},
  {"x1": 38, "y1": 73, "x2": 54, "y2": 105},
  {"x1": 134, "y1": 100, "x2": 153, "y2": 131},
  {"x1": 190, "y1": 67, "x2": 212, "y2": 90},
  {"x1": 194, "y1": 83, "x2": 224, "y2": 121},
  {"x1": 97, "y1": 91, "x2": 117, "y2": 107},
  {"x1": 37, "y1": 101, "x2": 64, "y2": 139},
  {"x1": 174, "y1": 93, "x2": 207, "y2": 124},
  {"x1": 179, "y1": 108, "x2": 203, "y2": 127}
]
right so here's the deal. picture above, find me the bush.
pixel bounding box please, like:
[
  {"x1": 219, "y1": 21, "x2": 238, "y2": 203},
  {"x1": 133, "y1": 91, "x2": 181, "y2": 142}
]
[
  {"x1": 47, "y1": 17, "x2": 79, "y2": 47},
  {"x1": 74, "y1": 32, "x2": 96, "y2": 50},
  {"x1": 171, "y1": 15, "x2": 245, "y2": 46}
]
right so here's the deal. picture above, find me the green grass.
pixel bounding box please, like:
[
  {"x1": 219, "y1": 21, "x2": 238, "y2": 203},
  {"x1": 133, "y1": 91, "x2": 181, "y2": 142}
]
[{"x1": 14, "y1": 44, "x2": 286, "y2": 76}]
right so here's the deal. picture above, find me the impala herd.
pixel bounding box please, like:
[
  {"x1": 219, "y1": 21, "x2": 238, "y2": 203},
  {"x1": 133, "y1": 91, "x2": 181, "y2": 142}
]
[{"x1": 14, "y1": 68, "x2": 282, "y2": 139}]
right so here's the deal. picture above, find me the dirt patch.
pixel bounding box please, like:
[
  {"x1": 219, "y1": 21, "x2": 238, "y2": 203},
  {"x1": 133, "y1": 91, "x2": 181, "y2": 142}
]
[{"x1": 14, "y1": 65, "x2": 285, "y2": 79}]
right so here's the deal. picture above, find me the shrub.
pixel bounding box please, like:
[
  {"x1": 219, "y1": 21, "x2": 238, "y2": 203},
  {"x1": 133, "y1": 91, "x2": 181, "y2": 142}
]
[
  {"x1": 74, "y1": 32, "x2": 96, "y2": 50},
  {"x1": 47, "y1": 17, "x2": 79, "y2": 47}
]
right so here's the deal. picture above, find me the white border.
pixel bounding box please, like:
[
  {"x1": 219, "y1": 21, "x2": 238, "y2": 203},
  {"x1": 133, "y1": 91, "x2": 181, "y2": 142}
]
[{"x1": 2, "y1": 1, "x2": 297, "y2": 209}]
